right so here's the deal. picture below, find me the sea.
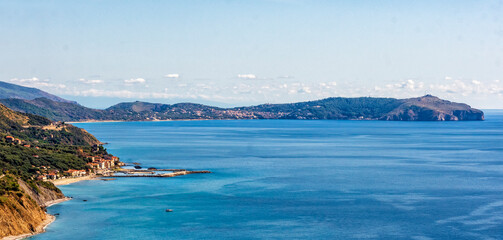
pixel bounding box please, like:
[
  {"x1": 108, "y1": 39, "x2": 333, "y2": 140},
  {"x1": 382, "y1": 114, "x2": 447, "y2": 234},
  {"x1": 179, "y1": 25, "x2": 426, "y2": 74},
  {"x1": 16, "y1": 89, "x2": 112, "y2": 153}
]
[{"x1": 31, "y1": 111, "x2": 503, "y2": 240}]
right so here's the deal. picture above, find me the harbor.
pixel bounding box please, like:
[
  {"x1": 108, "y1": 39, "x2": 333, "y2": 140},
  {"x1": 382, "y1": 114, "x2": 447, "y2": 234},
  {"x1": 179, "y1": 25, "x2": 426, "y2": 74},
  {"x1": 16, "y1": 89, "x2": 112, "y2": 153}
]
[
  {"x1": 107, "y1": 170, "x2": 211, "y2": 178},
  {"x1": 101, "y1": 165, "x2": 211, "y2": 178}
]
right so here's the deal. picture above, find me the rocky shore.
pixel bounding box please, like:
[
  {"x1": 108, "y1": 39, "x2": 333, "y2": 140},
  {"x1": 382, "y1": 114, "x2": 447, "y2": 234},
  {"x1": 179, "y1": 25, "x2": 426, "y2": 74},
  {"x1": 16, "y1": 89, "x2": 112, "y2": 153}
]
[
  {"x1": 0, "y1": 181, "x2": 68, "y2": 240},
  {"x1": 1, "y1": 215, "x2": 55, "y2": 240}
]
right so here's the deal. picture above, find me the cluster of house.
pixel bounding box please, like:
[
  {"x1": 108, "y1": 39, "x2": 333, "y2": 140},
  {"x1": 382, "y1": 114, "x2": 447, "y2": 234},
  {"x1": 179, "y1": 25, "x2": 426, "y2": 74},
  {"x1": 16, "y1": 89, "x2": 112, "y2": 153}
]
[
  {"x1": 5, "y1": 135, "x2": 124, "y2": 181},
  {"x1": 36, "y1": 167, "x2": 58, "y2": 181},
  {"x1": 34, "y1": 156, "x2": 122, "y2": 181},
  {"x1": 86, "y1": 155, "x2": 123, "y2": 170},
  {"x1": 5, "y1": 136, "x2": 22, "y2": 144},
  {"x1": 4, "y1": 136, "x2": 40, "y2": 149},
  {"x1": 34, "y1": 156, "x2": 123, "y2": 181},
  {"x1": 35, "y1": 166, "x2": 88, "y2": 181}
]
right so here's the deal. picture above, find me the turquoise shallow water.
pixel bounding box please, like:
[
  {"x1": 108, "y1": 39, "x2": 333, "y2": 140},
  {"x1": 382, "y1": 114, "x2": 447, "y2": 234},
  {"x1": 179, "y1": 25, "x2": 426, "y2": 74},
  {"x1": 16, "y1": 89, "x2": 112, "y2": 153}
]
[{"x1": 31, "y1": 112, "x2": 503, "y2": 239}]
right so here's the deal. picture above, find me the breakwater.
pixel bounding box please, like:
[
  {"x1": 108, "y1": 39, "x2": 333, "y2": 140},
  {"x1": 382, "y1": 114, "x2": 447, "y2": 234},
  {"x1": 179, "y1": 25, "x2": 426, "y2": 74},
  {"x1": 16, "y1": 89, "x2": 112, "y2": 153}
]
[{"x1": 109, "y1": 170, "x2": 211, "y2": 178}]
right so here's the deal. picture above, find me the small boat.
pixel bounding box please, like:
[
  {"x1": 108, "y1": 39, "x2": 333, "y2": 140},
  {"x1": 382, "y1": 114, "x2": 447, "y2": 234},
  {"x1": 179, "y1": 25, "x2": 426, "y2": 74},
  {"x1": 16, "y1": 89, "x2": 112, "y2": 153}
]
[
  {"x1": 165, "y1": 209, "x2": 173, "y2": 212},
  {"x1": 83, "y1": 200, "x2": 88, "y2": 202}
]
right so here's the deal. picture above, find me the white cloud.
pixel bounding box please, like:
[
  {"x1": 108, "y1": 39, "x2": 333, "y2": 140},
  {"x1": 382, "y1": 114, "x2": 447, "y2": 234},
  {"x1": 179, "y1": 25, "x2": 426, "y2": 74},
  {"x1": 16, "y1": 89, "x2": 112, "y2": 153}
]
[
  {"x1": 9, "y1": 77, "x2": 47, "y2": 83},
  {"x1": 319, "y1": 81, "x2": 337, "y2": 88},
  {"x1": 362, "y1": 78, "x2": 503, "y2": 104},
  {"x1": 164, "y1": 74, "x2": 180, "y2": 78},
  {"x1": 8, "y1": 77, "x2": 65, "y2": 89},
  {"x1": 79, "y1": 78, "x2": 103, "y2": 84},
  {"x1": 124, "y1": 78, "x2": 146, "y2": 84},
  {"x1": 238, "y1": 74, "x2": 256, "y2": 79},
  {"x1": 49, "y1": 76, "x2": 503, "y2": 108},
  {"x1": 430, "y1": 79, "x2": 503, "y2": 96},
  {"x1": 298, "y1": 87, "x2": 312, "y2": 94},
  {"x1": 277, "y1": 75, "x2": 294, "y2": 79}
]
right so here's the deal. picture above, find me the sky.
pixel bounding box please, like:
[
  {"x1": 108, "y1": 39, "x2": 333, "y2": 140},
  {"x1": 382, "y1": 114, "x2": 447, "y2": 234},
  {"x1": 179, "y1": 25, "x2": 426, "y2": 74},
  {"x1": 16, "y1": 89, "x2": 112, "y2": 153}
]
[{"x1": 0, "y1": 0, "x2": 502, "y2": 109}]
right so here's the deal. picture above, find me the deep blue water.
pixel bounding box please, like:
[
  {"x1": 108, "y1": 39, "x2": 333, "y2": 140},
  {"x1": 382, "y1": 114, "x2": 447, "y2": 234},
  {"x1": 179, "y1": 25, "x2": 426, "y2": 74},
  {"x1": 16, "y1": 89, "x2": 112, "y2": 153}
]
[{"x1": 32, "y1": 112, "x2": 503, "y2": 239}]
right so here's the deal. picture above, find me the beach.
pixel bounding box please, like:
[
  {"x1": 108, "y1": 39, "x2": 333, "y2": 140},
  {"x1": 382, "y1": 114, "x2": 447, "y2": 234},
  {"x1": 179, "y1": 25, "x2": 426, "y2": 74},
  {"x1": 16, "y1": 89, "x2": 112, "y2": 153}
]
[{"x1": 51, "y1": 175, "x2": 97, "y2": 186}]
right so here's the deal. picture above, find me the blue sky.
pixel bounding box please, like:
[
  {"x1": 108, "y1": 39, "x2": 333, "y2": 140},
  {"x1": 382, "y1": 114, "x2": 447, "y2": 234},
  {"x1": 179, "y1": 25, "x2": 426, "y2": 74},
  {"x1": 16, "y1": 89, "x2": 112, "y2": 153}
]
[{"x1": 1, "y1": 0, "x2": 502, "y2": 108}]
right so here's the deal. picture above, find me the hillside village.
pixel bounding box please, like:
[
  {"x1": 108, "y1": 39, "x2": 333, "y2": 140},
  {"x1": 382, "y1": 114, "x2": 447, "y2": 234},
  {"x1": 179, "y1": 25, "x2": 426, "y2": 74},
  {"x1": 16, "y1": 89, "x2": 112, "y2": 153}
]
[{"x1": 4, "y1": 135, "x2": 123, "y2": 181}]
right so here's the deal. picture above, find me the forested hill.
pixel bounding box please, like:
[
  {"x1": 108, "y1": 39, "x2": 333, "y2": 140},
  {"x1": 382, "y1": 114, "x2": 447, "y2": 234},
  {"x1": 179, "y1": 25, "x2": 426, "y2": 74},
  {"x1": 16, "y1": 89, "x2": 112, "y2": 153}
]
[
  {"x1": 0, "y1": 104, "x2": 100, "y2": 146},
  {"x1": 0, "y1": 103, "x2": 116, "y2": 238},
  {"x1": 0, "y1": 102, "x2": 108, "y2": 181},
  {"x1": 0, "y1": 95, "x2": 484, "y2": 122}
]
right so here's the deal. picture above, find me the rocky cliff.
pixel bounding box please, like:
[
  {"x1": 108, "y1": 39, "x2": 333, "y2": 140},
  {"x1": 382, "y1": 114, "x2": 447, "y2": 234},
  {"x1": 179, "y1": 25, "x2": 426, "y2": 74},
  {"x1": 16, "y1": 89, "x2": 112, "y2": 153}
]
[
  {"x1": 0, "y1": 192, "x2": 48, "y2": 238},
  {"x1": 0, "y1": 178, "x2": 63, "y2": 239},
  {"x1": 18, "y1": 180, "x2": 64, "y2": 207},
  {"x1": 382, "y1": 95, "x2": 484, "y2": 121}
]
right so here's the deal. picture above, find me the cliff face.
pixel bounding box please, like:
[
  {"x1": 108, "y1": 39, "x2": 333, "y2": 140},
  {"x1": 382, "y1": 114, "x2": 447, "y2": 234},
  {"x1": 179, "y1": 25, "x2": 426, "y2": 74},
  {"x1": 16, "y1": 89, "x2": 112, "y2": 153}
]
[
  {"x1": 0, "y1": 191, "x2": 49, "y2": 238},
  {"x1": 382, "y1": 95, "x2": 484, "y2": 121},
  {"x1": 18, "y1": 180, "x2": 64, "y2": 207},
  {"x1": 0, "y1": 179, "x2": 64, "y2": 239}
]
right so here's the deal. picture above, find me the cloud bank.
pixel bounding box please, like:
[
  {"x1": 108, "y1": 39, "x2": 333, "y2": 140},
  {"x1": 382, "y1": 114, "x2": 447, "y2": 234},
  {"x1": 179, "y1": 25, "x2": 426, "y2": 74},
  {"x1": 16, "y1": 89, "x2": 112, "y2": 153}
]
[
  {"x1": 5, "y1": 75, "x2": 502, "y2": 108},
  {"x1": 79, "y1": 78, "x2": 103, "y2": 84},
  {"x1": 124, "y1": 78, "x2": 146, "y2": 84},
  {"x1": 237, "y1": 74, "x2": 256, "y2": 79},
  {"x1": 164, "y1": 74, "x2": 179, "y2": 78}
]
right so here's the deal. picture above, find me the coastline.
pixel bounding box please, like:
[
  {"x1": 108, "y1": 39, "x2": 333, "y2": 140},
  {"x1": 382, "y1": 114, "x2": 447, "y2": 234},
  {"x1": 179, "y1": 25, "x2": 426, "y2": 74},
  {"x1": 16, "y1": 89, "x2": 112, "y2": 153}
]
[
  {"x1": 44, "y1": 197, "x2": 72, "y2": 207},
  {"x1": 66, "y1": 120, "x2": 126, "y2": 123},
  {"x1": 1, "y1": 215, "x2": 55, "y2": 240},
  {"x1": 66, "y1": 119, "x2": 212, "y2": 124},
  {"x1": 1, "y1": 197, "x2": 72, "y2": 240},
  {"x1": 51, "y1": 175, "x2": 97, "y2": 186},
  {"x1": 2, "y1": 176, "x2": 98, "y2": 239}
]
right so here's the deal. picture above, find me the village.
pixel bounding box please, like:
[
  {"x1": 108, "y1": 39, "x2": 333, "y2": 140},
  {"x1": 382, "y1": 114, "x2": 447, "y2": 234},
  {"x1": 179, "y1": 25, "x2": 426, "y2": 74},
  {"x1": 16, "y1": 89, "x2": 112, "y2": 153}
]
[
  {"x1": 35, "y1": 153, "x2": 125, "y2": 181},
  {"x1": 4, "y1": 135, "x2": 209, "y2": 182},
  {"x1": 4, "y1": 135, "x2": 124, "y2": 181}
]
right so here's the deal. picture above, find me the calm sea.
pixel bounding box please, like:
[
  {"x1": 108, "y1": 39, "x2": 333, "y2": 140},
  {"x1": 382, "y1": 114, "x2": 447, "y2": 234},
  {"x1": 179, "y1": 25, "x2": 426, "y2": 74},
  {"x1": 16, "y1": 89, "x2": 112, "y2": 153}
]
[{"x1": 32, "y1": 111, "x2": 503, "y2": 239}]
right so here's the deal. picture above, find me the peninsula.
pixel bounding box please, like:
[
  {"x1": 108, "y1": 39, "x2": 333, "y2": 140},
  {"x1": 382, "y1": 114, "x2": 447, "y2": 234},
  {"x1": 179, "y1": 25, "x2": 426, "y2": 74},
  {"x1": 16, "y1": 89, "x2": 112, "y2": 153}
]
[
  {"x1": 0, "y1": 103, "x2": 123, "y2": 239},
  {"x1": 0, "y1": 81, "x2": 485, "y2": 122}
]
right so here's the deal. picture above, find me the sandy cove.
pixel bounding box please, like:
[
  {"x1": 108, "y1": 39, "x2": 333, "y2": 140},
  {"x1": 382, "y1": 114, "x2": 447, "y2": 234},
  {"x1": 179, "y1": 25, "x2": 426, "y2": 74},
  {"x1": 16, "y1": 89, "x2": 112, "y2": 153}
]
[{"x1": 51, "y1": 175, "x2": 97, "y2": 186}]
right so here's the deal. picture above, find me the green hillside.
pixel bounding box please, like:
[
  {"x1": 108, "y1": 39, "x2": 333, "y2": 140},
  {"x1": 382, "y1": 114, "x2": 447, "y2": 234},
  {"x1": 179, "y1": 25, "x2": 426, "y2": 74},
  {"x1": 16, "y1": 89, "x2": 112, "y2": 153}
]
[
  {"x1": 0, "y1": 81, "x2": 72, "y2": 103},
  {"x1": 0, "y1": 103, "x2": 107, "y2": 192},
  {"x1": 0, "y1": 82, "x2": 484, "y2": 121}
]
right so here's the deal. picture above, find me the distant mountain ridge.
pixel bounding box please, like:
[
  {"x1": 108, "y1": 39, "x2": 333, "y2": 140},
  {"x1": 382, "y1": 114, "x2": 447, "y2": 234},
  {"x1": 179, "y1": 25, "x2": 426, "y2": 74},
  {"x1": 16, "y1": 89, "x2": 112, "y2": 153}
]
[
  {"x1": 0, "y1": 81, "x2": 484, "y2": 121},
  {"x1": 0, "y1": 81, "x2": 73, "y2": 103},
  {"x1": 0, "y1": 95, "x2": 484, "y2": 122}
]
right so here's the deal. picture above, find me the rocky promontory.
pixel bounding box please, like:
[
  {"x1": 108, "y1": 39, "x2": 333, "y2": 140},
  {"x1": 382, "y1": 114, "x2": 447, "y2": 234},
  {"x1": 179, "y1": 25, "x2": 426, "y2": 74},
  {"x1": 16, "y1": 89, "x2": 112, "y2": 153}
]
[
  {"x1": 0, "y1": 82, "x2": 484, "y2": 121},
  {"x1": 381, "y1": 95, "x2": 484, "y2": 121}
]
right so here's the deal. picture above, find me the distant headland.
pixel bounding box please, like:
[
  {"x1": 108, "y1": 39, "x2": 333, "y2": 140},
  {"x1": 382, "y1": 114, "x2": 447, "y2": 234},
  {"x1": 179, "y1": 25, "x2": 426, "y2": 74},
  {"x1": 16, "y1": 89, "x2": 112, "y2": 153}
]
[{"x1": 0, "y1": 81, "x2": 484, "y2": 122}]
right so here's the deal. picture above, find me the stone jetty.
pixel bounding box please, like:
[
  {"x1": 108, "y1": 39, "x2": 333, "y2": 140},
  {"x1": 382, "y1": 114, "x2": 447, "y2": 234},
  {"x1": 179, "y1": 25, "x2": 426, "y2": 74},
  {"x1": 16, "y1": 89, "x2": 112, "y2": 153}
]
[{"x1": 110, "y1": 170, "x2": 211, "y2": 178}]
